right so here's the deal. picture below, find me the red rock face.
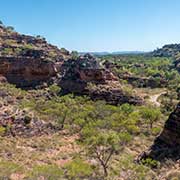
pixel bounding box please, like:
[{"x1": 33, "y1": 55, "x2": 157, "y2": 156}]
[
  {"x1": 60, "y1": 54, "x2": 144, "y2": 105},
  {"x1": 0, "y1": 57, "x2": 58, "y2": 88},
  {"x1": 77, "y1": 69, "x2": 118, "y2": 83},
  {"x1": 0, "y1": 25, "x2": 71, "y2": 88}
]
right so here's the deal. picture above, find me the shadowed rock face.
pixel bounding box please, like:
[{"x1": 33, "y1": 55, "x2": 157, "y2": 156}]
[
  {"x1": 60, "y1": 54, "x2": 118, "y2": 90},
  {"x1": 0, "y1": 57, "x2": 57, "y2": 88},
  {"x1": 60, "y1": 54, "x2": 144, "y2": 105},
  {"x1": 138, "y1": 103, "x2": 180, "y2": 161}
]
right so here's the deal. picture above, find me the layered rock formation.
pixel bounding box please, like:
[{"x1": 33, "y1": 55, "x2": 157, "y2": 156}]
[
  {"x1": 0, "y1": 25, "x2": 70, "y2": 88},
  {"x1": 0, "y1": 57, "x2": 57, "y2": 88},
  {"x1": 60, "y1": 54, "x2": 143, "y2": 105},
  {"x1": 138, "y1": 103, "x2": 180, "y2": 161}
]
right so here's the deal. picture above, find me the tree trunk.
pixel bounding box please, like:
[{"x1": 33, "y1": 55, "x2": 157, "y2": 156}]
[{"x1": 102, "y1": 164, "x2": 108, "y2": 177}]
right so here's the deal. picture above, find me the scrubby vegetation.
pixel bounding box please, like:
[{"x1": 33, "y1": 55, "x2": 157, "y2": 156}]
[
  {"x1": 101, "y1": 54, "x2": 180, "y2": 89},
  {"x1": 0, "y1": 22, "x2": 180, "y2": 178},
  {"x1": 100, "y1": 54, "x2": 180, "y2": 113},
  {"x1": 0, "y1": 77, "x2": 177, "y2": 179}
]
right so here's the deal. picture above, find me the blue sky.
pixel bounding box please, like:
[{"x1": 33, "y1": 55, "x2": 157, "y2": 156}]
[{"x1": 1, "y1": 0, "x2": 180, "y2": 52}]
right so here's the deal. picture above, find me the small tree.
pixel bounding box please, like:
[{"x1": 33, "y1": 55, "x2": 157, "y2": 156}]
[
  {"x1": 71, "y1": 51, "x2": 79, "y2": 59},
  {"x1": 6, "y1": 26, "x2": 15, "y2": 32},
  {"x1": 140, "y1": 107, "x2": 161, "y2": 130},
  {"x1": 81, "y1": 129, "x2": 131, "y2": 177},
  {"x1": 41, "y1": 96, "x2": 77, "y2": 129}
]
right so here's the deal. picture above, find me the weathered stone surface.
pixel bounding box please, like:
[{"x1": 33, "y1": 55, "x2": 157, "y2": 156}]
[
  {"x1": 0, "y1": 25, "x2": 71, "y2": 88},
  {"x1": 87, "y1": 82, "x2": 143, "y2": 105},
  {"x1": 60, "y1": 54, "x2": 144, "y2": 105},
  {"x1": 0, "y1": 114, "x2": 57, "y2": 138},
  {"x1": 0, "y1": 57, "x2": 58, "y2": 88}
]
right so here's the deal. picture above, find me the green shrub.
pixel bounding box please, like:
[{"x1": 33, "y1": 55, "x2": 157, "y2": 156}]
[
  {"x1": 28, "y1": 164, "x2": 63, "y2": 180},
  {"x1": 48, "y1": 84, "x2": 61, "y2": 95},
  {"x1": 0, "y1": 161, "x2": 23, "y2": 179},
  {"x1": 0, "y1": 126, "x2": 6, "y2": 136},
  {"x1": 151, "y1": 127, "x2": 162, "y2": 135},
  {"x1": 141, "y1": 158, "x2": 159, "y2": 168},
  {"x1": 64, "y1": 158, "x2": 93, "y2": 180}
]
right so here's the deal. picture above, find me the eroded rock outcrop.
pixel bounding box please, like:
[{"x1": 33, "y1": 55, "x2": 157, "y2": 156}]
[
  {"x1": 0, "y1": 25, "x2": 70, "y2": 88},
  {"x1": 0, "y1": 25, "x2": 143, "y2": 105},
  {"x1": 138, "y1": 103, "x2": 180, "y2": 161},
  {"x1": 60, "y1": 54, "x2": 143, "y2": 105},
  {"x1": 0, "y1": 89, "x2": 57, "y2": 137},
  {"x1": 0, "y1": 57, "x2": 58, "y2": 88},
  {"x1": 152, "y1": 43, "x2": 180, "y2": 73}
]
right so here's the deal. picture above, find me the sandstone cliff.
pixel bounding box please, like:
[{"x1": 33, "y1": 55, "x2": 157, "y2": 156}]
[
  {"x1": 0, "y1": 25, "x2": 69, "y2": 88},
  {"x1": 60, "y1": 54, "x2": 143, "y2": 105}
]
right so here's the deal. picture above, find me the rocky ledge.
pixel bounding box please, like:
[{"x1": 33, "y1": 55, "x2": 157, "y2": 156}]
[
  {"x1": 0, "y1": 25, "x2": 71, "y2": 88},
  {"x1": 0, "y1": 56, "x2": 58, "y2": 88},
  {"x1": 60, "y1": 54, "x2": 144, "y2": 105}
]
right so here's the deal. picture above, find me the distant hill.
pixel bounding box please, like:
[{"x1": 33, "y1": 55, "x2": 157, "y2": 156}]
[{"x1": 80, "y1": 51, "x2": 147, "y2": 56}]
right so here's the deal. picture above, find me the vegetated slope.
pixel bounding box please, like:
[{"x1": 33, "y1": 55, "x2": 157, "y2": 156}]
[
  {"x1": 100, "y1": 54, "x2": 180, "y2": 89},
  {"x1": 134, "y1": 44, "x2": 180, "y2": 162},
  {"x1": 152, "y1": 44, "x2": 180, "y2": 58},
  {"x1": 99, "y1": 50, "x2": 180, "y2": 167}
]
